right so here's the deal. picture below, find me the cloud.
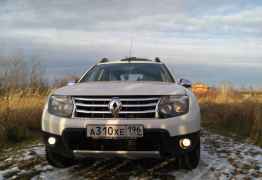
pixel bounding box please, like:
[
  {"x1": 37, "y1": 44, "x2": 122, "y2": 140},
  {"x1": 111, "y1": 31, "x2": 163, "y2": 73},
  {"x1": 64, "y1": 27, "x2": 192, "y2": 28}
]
[
  {"x1": 1, "y1": 0, "x2": 261, "y2": 33},
  {"x1": 1, "y1": 0, "x2": 262, "y2": 64}
]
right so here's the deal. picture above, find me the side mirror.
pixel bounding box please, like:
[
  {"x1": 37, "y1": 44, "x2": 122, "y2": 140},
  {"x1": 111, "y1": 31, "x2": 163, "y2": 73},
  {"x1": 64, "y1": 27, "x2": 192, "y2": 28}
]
[
  {"x1": 67, "y1": 80, "x2": 77, "y2": 86},
  {"x1": 178, "y1": 78, "x2": 192, "y2": 88}
]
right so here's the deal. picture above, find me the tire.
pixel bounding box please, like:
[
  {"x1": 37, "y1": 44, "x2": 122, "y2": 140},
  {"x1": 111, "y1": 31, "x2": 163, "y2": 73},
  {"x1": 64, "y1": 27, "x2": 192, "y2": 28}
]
[
  {"x1": 46, "y1": 146, "x2": 76, "y2": 168},
  {"x1": 177, "y1": 143, "x2": 200, "y2": 170}
]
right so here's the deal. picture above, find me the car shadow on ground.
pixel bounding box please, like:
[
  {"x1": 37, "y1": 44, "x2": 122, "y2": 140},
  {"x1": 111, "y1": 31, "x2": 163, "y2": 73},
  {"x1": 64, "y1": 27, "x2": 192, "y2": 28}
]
[{"x1": 69, "y1": 157, "x2": 181, "y2": 180}]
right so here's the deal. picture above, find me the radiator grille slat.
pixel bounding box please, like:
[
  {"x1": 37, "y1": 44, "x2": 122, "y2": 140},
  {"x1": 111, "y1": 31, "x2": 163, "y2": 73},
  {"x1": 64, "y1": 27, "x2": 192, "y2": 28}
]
[
  {"x1": 74, "y1": 97, "x2": 159, "y2": 102},
  {"x1": 73, "y1": 96, "x2": 159, "y2": 118},
  {"x1": 75, "y1": 103, "x2": 108, "y2": 107},
  {"x1": 75, "y1": 109, "x2": 156, "y2": 114}
]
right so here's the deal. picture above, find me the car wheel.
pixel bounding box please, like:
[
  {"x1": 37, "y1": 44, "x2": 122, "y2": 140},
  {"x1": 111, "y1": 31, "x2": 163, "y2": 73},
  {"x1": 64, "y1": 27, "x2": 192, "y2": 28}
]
[
  {"x1": 177, "y1": 143, "x2": 200, "y2": 170},
  {"x1": 46, "y1": 147, "x2": 76, "y2": 168}
]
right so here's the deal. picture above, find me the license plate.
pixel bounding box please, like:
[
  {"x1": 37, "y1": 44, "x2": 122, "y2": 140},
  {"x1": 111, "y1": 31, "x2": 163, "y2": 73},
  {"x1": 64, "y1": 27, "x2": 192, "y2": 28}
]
[{"x1": 86, "y1": 125, "x2": 143, "y2": 138}]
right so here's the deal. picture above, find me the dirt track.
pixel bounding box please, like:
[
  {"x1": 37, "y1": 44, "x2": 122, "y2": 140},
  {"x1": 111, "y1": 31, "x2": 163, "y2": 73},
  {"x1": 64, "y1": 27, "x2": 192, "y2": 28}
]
[{"x1": 0, "y1": 130, "x2": 261, "y2": 180}]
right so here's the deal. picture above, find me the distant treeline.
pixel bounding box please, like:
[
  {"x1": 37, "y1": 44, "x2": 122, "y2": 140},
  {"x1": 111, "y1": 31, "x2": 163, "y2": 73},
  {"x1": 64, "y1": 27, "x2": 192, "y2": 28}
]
[{"x1": 0, "y1": 55, "x2": 79, "y2": 95}]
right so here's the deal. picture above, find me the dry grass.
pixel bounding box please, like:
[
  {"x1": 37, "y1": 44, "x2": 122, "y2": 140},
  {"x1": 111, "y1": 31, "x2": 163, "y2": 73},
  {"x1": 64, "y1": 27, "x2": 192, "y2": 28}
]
[
  {"x1": 0, "y1": 89, "x2": 48, "y2": 145},
  {"x1": 196, "y1": 87, "x2": 262, "y2": 147}
]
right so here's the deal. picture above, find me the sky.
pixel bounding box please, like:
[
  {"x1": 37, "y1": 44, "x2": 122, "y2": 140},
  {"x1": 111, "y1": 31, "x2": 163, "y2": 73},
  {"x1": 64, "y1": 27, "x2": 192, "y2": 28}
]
[{"x1": 0, "y1": 0, "x2": 262, "y2": 86}]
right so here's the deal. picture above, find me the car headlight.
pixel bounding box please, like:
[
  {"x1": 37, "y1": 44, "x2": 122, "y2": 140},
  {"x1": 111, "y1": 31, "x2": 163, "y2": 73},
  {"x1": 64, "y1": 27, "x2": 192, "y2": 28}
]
[
  {"x1": 48, "y1": 95, "x2": 74, "y2": 117},
  {"x1": 158, "y1": 95, "x2": 189, "y2": 118}
]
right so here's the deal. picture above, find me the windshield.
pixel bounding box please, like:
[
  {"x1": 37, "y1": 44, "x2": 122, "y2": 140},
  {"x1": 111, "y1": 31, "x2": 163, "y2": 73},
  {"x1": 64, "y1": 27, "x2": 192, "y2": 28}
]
[{"x1": 80, "y1": 63, "x2": 174, "y2": 83}]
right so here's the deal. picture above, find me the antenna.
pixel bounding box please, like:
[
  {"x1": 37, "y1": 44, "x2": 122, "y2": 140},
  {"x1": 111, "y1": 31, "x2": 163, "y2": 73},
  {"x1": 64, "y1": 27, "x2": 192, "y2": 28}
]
[{"x1": 128, "y1": 37, "x2": 134, "y2": 58}]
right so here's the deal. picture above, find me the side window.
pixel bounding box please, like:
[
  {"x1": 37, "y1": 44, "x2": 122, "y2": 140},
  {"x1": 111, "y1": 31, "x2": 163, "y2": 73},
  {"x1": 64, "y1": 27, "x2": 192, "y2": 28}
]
[
  {"x1": 161, "y1": 65, "x2": 175, "y2": 82},
  {"x1": 80, "y1": 66, "x2": 99, "y2": 82},
  {"x1": 80, "y1": 69, "x2": 93, "y2": 82}
]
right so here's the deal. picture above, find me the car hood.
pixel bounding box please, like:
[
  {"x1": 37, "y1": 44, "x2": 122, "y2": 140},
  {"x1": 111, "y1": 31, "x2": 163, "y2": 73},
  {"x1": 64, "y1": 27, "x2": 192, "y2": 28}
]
[{"x1": 54, "y1": 81, "x2": 186, "y2": 96}]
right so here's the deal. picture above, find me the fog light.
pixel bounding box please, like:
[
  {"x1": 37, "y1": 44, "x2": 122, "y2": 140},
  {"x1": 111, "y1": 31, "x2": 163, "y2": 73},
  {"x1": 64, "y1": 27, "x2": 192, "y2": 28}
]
[
  {"x1": 48, "y1": 137, "x2": 56, "y2": 145},
  {"x1": 180, "y1": 138, "x2": 191, "y2": 149}
]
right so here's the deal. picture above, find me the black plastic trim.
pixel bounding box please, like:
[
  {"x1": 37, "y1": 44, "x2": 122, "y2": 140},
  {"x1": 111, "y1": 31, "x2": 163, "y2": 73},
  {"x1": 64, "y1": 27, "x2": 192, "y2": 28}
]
[{"x1": 42, "y1": 129, "x2": 200, "y2": 158}]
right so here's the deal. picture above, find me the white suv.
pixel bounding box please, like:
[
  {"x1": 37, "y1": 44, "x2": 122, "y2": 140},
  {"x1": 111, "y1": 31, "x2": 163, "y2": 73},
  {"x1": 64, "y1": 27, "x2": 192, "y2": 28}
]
[{"x1": 42, "y1": 57, "x2": 201, "y2": 169}]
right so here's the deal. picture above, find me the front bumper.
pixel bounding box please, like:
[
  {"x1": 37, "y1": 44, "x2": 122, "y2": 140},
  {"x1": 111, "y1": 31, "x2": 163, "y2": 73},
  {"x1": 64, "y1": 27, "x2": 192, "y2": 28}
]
[
  {"x1": 43, "y1": 129, "x2": 200, "y2": 159},
  {"x1": 42, "y1": 108, "x2": 200, "y2": 137}
]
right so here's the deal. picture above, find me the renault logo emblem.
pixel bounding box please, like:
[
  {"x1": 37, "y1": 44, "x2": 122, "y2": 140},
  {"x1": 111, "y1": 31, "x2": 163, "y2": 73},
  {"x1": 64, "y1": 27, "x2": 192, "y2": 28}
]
[{"x1": 108, "y1": 97, "x2": 122, "y2": 118}]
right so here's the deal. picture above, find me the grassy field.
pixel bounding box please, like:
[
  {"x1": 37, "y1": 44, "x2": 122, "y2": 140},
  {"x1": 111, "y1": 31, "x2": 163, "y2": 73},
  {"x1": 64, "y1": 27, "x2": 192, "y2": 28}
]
[
  {"x1": 0, "y1": 89, "x2": 48, "y2": 147},
  {"x1": 0, "y1": 86, "x2": 261, "y2": 148},
  {"x1": 196, "y1": 87, "x2": 262, "y2": 147}
]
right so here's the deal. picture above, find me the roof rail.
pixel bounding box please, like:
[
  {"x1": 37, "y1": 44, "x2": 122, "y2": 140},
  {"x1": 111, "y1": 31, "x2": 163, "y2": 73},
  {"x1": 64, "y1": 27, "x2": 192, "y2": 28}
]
[
  {"x1": 121, "y1": 57, "x2": 152, "y2": 62},
  {"x1": 99, "y1": 58, "x2": 109, "y2": 63},
  {"x1": 155, "y1": 57, "x2": 161, "y2": 62}
]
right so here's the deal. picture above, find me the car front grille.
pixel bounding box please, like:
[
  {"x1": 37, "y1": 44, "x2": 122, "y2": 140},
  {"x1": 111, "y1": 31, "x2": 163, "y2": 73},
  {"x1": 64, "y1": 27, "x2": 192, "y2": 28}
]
[{"x1": 73, "y1": 96, "x2": 160, "y2": 118}]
